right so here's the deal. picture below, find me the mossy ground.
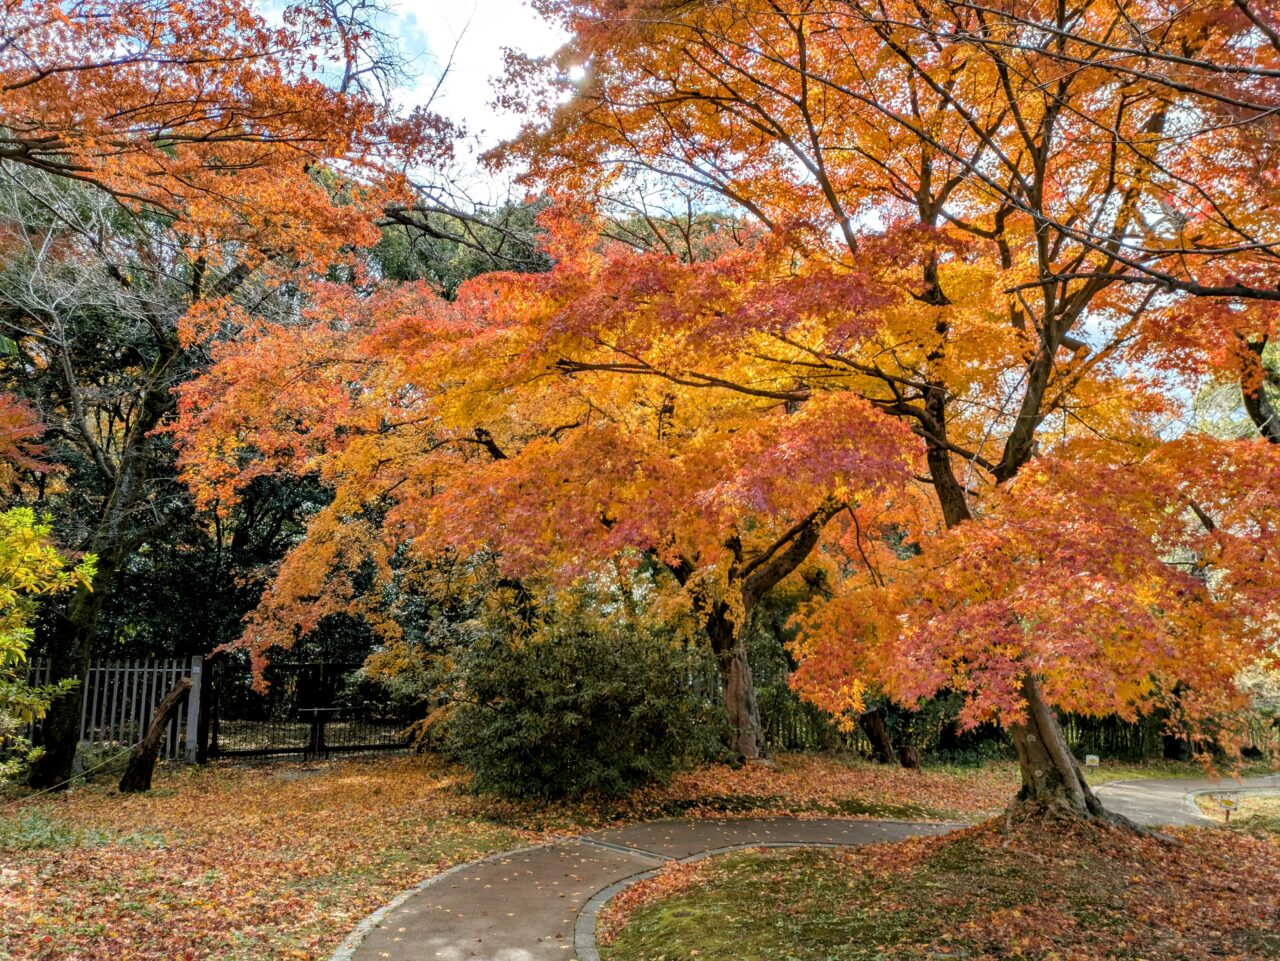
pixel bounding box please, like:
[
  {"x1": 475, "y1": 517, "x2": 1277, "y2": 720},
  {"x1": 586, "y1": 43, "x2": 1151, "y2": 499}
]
[{"x1": 601, "y1": 819, "x2": 1280, "y2": 961}]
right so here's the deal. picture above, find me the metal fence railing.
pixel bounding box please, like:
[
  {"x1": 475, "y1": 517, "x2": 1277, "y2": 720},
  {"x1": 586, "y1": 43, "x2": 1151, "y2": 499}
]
[
  {"x1": 27, "y1": 656, "x2": 202, "y2": 761},
  {"x1": 203, "y1": 658, "x2": 411, "y2": 760}
]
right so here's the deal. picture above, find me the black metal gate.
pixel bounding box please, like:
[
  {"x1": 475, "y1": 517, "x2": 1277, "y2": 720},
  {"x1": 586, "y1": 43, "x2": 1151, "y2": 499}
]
[{"x1": 202, "y1": 658, "x2": 412, "y2": 760}]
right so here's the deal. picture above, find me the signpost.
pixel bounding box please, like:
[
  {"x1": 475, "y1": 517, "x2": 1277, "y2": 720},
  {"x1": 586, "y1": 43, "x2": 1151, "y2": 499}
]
[{"x1": 1218, "y1": 795, "x2": 1239, "y2": 823}]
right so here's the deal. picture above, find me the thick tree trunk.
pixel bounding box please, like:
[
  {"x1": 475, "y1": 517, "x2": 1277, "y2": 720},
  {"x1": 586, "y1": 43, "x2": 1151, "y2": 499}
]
[
  {"x1": 719, "y1": 637, "x2": 764, "y2": 761},
  {"x1": 27, "y1": 567, "x2": 112, "y2": 789},
  {"x1": 859, "y1": 709, "x2": 898, "y2": 764},
  {"x1": 706, "y1": 605, "x2": 764, "y2": 760},
  {"x1": 925, "y1": 437, "x2": 973, "y2": 528},
  {"x1": 1007, "y1": 675, "x2": 1108, "y2": 820},
  {"x1": 119, "y1": 677, "x2": 192, "y2": 793}
]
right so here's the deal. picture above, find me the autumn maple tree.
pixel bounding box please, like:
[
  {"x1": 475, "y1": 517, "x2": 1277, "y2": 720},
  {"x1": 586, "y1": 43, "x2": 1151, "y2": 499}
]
[
  {"x1": 173, "y1": 0, "x2": 1280, "y2": 821},
  {"x1": 174, "y1": 225, "x2": 916, "y2": 759},
  {"x1": 487, "y1": 0, "x2": 1280, "y2": 817},
  {"x1": 0, "y1": 0, "x2": 446, "y2": 252}
]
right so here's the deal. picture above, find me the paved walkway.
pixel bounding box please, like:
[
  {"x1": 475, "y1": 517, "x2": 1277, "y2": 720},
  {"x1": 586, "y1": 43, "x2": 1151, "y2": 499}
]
[
  {"x1": 335, "y1": 776, "x2": 1280, "y2": 961},
  {"x1": 335, "y1": 818, "x2": 957, "y2": 961}
]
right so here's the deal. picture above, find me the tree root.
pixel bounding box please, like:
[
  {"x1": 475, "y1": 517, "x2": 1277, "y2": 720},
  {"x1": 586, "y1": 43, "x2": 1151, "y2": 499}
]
[{"x1": 1001, "y1": 796, "x2": 1179, "y2": 845}]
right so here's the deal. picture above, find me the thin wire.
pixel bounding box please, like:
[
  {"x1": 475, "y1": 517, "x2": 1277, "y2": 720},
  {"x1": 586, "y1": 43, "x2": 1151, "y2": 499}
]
[{"x1": 2, "y1": 738, "x2": 144, "y2": 812}]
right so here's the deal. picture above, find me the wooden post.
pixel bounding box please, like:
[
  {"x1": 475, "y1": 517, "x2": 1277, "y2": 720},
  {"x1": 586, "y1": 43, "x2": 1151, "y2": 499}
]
[
  {"x1": 184, "y1": 655, "x2": 203, "y2": 763},
  {"x1": 118, "y1": 677, "x2": 192, "y2": 793}
]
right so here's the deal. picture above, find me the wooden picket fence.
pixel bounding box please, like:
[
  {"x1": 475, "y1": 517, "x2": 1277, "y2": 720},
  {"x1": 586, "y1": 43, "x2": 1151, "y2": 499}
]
[{"x1": 27, "y1": 656, "x2": 203, "y2": 762}]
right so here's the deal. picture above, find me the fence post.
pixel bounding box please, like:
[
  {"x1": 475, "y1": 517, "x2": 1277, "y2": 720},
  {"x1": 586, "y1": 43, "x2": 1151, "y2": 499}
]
[
  {"x1": 306, "y1": 709, "x2": 322, "y2": 758},
  {"x1": 78, "y1": 658, "x2": 92, "y2": 743},
  {"x1": 184, "y1": 655, "x2": 203, "y2": 763}
]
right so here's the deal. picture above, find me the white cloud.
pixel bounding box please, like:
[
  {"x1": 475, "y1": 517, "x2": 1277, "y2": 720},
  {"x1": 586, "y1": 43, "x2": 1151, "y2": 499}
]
[{"x1": 397, "y1": 0, "x2": 566, "y2": 183}]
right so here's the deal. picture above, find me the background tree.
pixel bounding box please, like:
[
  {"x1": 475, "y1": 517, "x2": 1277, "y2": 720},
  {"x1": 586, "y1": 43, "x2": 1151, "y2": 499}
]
[
  {"x1": 0, "y1": 0, "x2": 438, "y2": 244},
  {"x1": 377, "y1": 197, "x2": 552, "y2": 294},
  {"x1": 0, "y1": 0, "x2": 447, "y2": 788}
]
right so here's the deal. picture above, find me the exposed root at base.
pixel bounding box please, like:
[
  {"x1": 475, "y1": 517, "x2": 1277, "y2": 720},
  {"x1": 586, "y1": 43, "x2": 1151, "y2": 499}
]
[{"x1": 1002, "y1": 796, "x2": 1178, "y2": 845}]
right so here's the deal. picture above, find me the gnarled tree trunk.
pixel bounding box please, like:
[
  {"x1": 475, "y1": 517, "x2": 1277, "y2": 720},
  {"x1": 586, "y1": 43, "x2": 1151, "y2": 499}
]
[
  {"x1": 859, "y1": 708, "x2": 897, "y2": 764},
  {"x1": 720, "y1": 635, "x2": 764, "y2": 761},
  {"x1": 706, "y1": 603, "x2": 764, "y2": 760},
  {"x1": 674, "y1": 498, "x2": 846, "y2": 762},
  {"x1": 28, "y1": 337, "x2": 185, "y2": 789},
  {"x1": 1007, "y1": 675, "x2": 1107, "y2": 820}
]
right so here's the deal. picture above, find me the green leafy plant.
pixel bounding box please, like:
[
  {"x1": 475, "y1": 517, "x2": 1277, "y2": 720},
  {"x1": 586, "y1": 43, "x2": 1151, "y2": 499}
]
[
  {"x1": 0, "y1": 507, "x2": 95, "y2": 782},
  {"x1": 445, "y1": 588, "x2": 724, "y2": 799}
]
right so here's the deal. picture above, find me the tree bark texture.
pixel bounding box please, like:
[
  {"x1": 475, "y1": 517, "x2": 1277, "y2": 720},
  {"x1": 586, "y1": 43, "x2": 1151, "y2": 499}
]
[
  {"x1": 859, "y1": 709, "x2": 898, "y2": 764},
  {"x1": 118, "y1": 677, "x2": 192, "y2": 793},
  {"x1": 706, "y1": 603, "x2": 765, "y2": 760},
  {"x1": 1007, "y1": 675, "x2": 1107, "y2": 819}
]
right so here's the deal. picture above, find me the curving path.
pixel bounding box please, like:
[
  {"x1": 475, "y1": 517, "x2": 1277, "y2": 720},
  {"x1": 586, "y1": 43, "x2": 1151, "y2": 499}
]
[
  {"x1": 333, "y1": 776, "x2": 1280, "y2": 961},
  {"x1": 333, "y1": 818, "x2": 958, "y2": 961},
  {"x1": 1093, "y1": 772, "x2": 1280, "y2": 827}
]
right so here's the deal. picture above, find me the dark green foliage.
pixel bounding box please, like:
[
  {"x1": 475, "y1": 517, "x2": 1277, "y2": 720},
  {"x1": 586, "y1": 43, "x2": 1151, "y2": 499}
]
[
  {"x1": 376, "y1": 198, "x2": 551, "y2": 295},
  {"x1": 448, "y1": 605, "x2": 722, "y2": 799},
  {"x1": 96, "y1": 476, "x2": 333, "y2": 659}
]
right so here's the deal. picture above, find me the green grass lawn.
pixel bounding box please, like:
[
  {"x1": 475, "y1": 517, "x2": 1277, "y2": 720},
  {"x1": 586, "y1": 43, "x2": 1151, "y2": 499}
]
[
  {"x1": 1079, "y1": 758, "x2": 1277, "y2": 786},
  {"x1": 601, "y1": 820, "x2": 1280, "y2": 961}
]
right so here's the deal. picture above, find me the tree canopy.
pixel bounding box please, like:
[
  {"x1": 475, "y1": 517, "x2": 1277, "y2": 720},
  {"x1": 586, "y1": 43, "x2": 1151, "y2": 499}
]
[
  {"x1": 172, "y1": 0, "x2": 1280, "y2": 817},
  {"x1": 0, "y1": 0, "x2": 447, "y2": 787},
  {"x1": 2, "y1": 0, "x2": 1277, "y2": 818}
]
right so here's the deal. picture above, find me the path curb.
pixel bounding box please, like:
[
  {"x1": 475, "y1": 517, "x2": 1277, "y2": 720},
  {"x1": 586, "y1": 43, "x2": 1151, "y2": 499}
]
[
  {"x1": 571, "y1": 839, "x2": 879, "y2": 961},
  {"x1": 331, "y1": 773, "x2": 1279, "y2": 961},
  {"x1": 327, "y1": 817, "x2": 962, "y2": 961},
  {"x1": 1093, "y1": 774, "x2": 1280, "y2": 826},
  {"x1": 1185, "y1": 785, "x2": 1280, "y2": 821}
]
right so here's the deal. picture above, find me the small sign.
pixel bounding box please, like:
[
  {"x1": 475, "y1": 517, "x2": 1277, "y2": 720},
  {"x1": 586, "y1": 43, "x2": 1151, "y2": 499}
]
[
  {"x1": 1084, "y1": 754, "x2": 1100, "y2": 767},
  {"x1": 1218, "y1": 795, "x2": 1239, "y2": 822}
]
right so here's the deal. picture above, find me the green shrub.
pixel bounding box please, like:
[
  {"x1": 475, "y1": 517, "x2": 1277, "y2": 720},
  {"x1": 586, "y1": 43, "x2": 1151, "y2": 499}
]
[
  {"x1": 447, "y1": 603, "x2": 722, "y2": 799},
  {"x1": 0, "y1": 507, "x2": 95, "y2": 785}
]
